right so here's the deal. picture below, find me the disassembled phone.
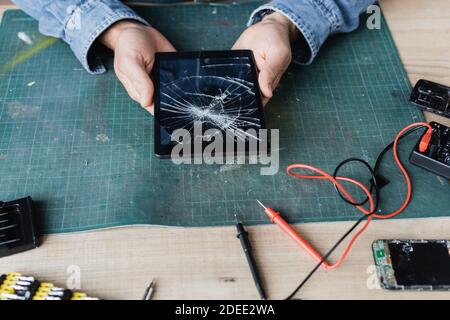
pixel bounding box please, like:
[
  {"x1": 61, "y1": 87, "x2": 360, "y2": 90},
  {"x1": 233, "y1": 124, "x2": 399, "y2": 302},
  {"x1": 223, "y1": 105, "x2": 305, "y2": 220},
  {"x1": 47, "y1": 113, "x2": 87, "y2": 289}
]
[
  {"x1": 410, "y1": 79, "x2": 450, "y2": 119},
  {"x1": 372, "y1": 239, "x2": 450, "y2": 291},
  {"x1": 152, "y1": 50, "x2": 266, "y2": 158}
]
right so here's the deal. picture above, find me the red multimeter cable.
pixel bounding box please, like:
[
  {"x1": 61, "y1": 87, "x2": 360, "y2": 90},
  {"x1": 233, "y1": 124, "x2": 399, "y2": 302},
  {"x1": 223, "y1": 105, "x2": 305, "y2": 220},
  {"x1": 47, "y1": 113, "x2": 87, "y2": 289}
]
[{"x1": 261, "y1": 122, "x2": 433, "y2": 272}]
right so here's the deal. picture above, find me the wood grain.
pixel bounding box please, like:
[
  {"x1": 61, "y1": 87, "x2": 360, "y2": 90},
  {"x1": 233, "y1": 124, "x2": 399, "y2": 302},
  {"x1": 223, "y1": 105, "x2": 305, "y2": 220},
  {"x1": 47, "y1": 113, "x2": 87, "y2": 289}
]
[
  {"x1": 1, "y1": 218, "x2": 450, "y2": 300},
  {"x1": 380, "y1": 0, "x2": 450, "y2": 127},
  {"x1": 0, "y1": 0, "x2": 450, "y2": 300}
]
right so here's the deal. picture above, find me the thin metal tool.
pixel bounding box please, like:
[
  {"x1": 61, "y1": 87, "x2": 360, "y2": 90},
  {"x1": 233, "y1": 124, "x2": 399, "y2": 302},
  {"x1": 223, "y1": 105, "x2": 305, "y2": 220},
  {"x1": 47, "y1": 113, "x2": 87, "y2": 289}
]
[
  {"x1": 256, "y1": 200, "x2": 266, "y2": 210},
  {"x1": 142, "y1": 278, "x2": 156, "y2": 300},
  {"x1": 0, "y1": 238, "x2": 21, "y2": 246},
  {"x1": 0, "y1": 224, "x2": 17, "y2": 231}
]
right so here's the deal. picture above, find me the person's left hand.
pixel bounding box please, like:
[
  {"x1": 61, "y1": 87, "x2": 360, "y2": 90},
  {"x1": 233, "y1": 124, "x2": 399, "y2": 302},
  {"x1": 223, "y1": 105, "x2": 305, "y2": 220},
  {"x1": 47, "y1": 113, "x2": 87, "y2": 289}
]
[{"x1": 232, "y1": 12, "x2": 298, "y2": 105}]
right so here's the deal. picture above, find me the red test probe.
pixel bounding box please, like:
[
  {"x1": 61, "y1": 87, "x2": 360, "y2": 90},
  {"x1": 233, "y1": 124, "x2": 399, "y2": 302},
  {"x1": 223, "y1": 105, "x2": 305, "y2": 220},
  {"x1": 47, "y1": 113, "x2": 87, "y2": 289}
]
[{"x1": 257, "y1": 200, "x2": 329, "y2": 268}]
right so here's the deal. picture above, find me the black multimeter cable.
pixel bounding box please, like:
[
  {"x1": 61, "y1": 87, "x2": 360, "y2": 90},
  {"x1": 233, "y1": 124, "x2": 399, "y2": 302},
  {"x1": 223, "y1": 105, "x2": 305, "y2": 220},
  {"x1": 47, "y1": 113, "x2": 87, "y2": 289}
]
[{"x1": 284, "y1": 125, "x2": 428, "y2": 300}]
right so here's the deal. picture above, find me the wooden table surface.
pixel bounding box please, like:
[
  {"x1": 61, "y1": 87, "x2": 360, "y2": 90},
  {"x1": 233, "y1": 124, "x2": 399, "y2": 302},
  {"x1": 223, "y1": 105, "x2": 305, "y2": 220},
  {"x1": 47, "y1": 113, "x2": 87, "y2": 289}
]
[{"x1": 0, "y1": 0, "x2": 449, "y2": 300}]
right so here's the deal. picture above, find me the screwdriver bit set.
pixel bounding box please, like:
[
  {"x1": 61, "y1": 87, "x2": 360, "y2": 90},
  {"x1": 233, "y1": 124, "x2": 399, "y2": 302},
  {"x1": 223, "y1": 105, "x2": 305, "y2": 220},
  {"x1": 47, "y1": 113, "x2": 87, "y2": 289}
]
[{"x1": 0, "y1": 273, "x2": 99, "y2": 300}]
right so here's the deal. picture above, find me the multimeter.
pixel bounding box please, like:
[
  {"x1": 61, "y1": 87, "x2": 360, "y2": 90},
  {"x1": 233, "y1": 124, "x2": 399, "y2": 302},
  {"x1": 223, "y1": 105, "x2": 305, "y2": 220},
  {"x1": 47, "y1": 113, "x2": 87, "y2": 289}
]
[{"x1": 410, "y1": 121, "x2": 450, "y2": 179}]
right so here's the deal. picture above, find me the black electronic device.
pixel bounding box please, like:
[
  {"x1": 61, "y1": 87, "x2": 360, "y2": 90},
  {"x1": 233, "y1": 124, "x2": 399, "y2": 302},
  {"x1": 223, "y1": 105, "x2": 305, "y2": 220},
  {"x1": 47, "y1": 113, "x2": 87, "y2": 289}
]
[
  {"x1": 152, "y1": 50, "x2": 266, "y2": 159},
  {"x1": 0, "y1": 197, "x2": 39, "y2": 258},
  {"x1": 409, "y1": 121, "x2": 450, "y2": 179},
  {"x1": 410, "y1": 79, "x2": 450, "y2": 118}
]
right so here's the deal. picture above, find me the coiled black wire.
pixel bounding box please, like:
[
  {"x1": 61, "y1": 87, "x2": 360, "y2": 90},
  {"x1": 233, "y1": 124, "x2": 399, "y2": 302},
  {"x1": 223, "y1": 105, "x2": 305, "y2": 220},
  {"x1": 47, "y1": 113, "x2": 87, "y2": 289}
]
[{"x1": 285, "y1": 125, "x2": 426, "y2": 300}]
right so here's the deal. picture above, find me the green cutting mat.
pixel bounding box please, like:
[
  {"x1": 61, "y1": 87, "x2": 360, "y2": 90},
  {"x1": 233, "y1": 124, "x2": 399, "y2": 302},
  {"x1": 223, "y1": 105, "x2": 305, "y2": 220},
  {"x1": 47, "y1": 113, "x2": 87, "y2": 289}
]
[{"x1": 0, "y1": 3, "x2": 449, "y2": 234}]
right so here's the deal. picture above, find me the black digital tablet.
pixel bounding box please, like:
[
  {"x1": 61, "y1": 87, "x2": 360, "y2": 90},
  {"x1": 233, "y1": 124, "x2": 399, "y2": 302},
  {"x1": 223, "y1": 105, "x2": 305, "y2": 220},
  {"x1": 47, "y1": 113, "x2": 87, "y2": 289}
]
[{"x1": 152, "y1": 50, "x2": 266, "y2": 159}]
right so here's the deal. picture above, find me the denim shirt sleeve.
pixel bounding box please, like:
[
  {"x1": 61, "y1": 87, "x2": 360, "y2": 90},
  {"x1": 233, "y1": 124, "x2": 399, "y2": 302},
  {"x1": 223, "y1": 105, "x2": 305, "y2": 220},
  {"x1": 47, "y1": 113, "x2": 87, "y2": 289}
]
[
  {"x1": 12, "y1": 0, "x2": 148, "y2": 74},
  {"x1": 249, "y1": 0, "x2": 377, "y2": 65}
]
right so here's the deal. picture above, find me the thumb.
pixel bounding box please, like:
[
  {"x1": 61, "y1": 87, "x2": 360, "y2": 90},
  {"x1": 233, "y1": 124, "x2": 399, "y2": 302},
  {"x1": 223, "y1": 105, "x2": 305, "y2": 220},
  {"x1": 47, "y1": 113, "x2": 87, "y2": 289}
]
[
  {"x1": 258, "y1": 66, "x2": 276, "y2": 101},
  {"x1": 127, "y1": 59, "x2": 155, "y2": 110},
  {"x1": 257, "y1": 50, "x2": 291, "y2": 102}
]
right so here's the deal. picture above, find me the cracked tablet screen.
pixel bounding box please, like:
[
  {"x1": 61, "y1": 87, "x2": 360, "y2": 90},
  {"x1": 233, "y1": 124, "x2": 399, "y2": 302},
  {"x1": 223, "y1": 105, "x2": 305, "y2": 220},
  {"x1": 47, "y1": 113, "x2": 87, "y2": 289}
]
[{"x1": 156, "y1": 53, "x2": 263, "y2": 147}]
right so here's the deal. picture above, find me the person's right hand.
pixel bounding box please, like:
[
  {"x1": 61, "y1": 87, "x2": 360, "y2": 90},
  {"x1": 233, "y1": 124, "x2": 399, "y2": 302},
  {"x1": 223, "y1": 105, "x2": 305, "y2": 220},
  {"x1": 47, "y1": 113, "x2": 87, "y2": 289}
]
[{"x1": 100, "y1": 20, "x2": 176, "y2": 114}]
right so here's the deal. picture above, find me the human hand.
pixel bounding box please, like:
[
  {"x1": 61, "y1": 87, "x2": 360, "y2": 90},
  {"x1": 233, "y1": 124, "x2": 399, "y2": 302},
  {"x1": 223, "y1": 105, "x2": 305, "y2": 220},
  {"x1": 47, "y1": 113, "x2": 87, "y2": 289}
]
[
  {"x1": 100, "y1": 20, "x2": 176, "y2": 114},
  {"x1": 232, "y1": 12, "x2": 298, "y2": 105}
]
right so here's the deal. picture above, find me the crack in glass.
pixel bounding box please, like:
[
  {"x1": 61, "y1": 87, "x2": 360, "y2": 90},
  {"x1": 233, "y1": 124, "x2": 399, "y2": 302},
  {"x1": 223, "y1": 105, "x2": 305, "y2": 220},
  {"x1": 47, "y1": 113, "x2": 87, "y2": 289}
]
[{"x1": 159, "y1": 57, "x2": 262, "y2": 142}]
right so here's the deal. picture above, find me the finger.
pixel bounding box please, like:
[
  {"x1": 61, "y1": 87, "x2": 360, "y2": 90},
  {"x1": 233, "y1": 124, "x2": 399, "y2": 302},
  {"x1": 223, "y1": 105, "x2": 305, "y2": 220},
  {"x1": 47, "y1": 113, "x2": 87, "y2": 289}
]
[
  {"x1": 116, "y1": 69, "x2": 141, "y2": 103},
  {"x1": 232, "y1": 40, "x2": 272, "y2": 103},
  {"x1": 120, "y1": 58, "x2": 155, "y2": 108},
  {"x1": 158, "y1": 38, "x2": 177, "y2": 52},
  {"x1": 231, "y1": 38, "x2": 245, "y2": 51},
  {"x1": 258, "y1": 66, "x2": 276, "y2": 100},
  {"x1": 143, "y1": 103, "x2": 154, "y2": 115},
  {"x1": 134, "y1": 72, "x2": 154, "y2": 109},
  {"x1": 128, "y1": 38, "x2": 176, "y2": 108},
  {"x1": 151, "y1": 27, "x2": 177, "y2": 52},
  {"x1": 258, "y1": 49, "x2": 291, "y2": 100},
  {"x1": 118, "y1": 70, "x2": 154, "y2": 114}
]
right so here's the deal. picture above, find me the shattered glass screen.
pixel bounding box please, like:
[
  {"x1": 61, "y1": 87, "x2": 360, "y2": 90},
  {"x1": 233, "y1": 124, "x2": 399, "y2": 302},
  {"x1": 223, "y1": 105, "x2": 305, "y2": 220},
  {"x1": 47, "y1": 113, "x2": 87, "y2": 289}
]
[
  {"x1": 155, "y1": 52, "x2": 264, "y2": 150},
  {"x1": 389, "y1": 241, "x2": 450, "y2": 286}
]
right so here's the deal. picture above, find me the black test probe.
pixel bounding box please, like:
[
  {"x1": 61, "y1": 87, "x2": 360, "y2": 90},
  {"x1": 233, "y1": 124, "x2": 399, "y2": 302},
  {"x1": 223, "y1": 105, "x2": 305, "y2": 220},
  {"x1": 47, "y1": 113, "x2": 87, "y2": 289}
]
[{"x1": 234, "y1": 214, "x2": 266, "y2": 300}]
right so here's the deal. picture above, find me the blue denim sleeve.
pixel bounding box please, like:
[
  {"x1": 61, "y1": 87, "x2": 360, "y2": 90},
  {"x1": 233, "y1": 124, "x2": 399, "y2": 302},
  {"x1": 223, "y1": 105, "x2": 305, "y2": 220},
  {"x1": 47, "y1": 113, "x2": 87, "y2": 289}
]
[
  {"x1": 12, "y1": 0, "x2": 149, "y2": 74},
  {"x1": 248, "y1": 0, "x2": 377, "y2": 64}
]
